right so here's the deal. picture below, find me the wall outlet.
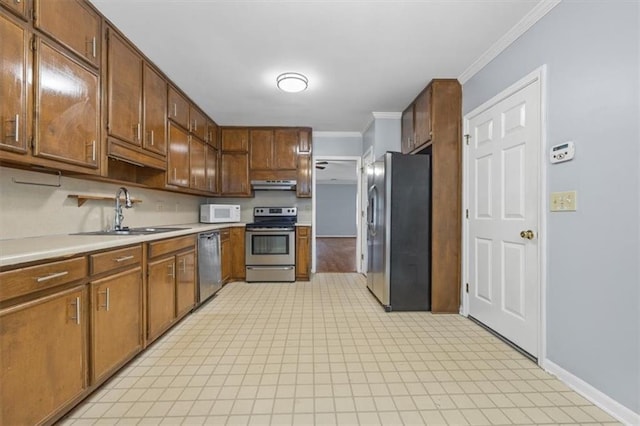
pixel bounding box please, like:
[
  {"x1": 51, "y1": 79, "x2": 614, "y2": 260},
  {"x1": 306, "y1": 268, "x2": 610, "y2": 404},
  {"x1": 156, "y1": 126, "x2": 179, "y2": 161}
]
[{"x1": 550, "y1": 190, "x2": 577, "y2": 211}]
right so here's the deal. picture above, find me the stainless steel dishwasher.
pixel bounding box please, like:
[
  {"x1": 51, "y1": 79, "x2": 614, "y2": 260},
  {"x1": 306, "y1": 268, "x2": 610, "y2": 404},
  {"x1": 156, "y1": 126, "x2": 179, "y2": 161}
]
[{"x1": 197, "y1": 231, "x2": 222, "y2": 306}]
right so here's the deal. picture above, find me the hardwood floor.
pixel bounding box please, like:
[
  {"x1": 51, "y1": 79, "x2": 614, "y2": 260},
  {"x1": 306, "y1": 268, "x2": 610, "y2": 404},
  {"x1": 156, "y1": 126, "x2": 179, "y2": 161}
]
[{"x1": 316, "y1": 237, "x2": 357, "y2": 272}]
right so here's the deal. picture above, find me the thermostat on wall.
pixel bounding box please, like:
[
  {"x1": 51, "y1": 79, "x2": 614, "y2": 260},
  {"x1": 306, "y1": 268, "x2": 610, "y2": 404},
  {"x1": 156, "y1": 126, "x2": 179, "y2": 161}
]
[{"x1": 550, "y1": 141, "x2": 575, "y2": 164}]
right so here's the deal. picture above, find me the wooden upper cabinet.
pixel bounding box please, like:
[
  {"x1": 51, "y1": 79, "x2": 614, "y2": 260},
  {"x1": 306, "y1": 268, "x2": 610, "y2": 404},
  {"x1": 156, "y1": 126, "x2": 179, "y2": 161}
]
[
  {"x1": 189, "y1": 137, "x2": 206, "y2": 191},
  {"x1": 34, "y1": 37, "x2": 99, "y2": 169},
  {"x1": 0, "y1": 13, "x2": 28, "y2": 154},
  {"x1": 220, "y1": 152, "x2": 250, "y2": 196},
  {"x1": 168, "y1": 86, "x2": 189, "y2": 130},
  {"x1": 1, "y1": 0, "x2": 28, "y2": 20},
  {"x1": 298, "y1": 128, "x2": 311, "y2": 154},
  {"x1": 206, "y1": 120, "x2": 218, "y2": 148},
  {"x1": 189, "y1": 106, "x2": 206, "y2": 141},
  {"x1": 107, "y1": 29, "x2": 142, "y2": 146},
  {"x1": 167, "y1": 122, "x2": 189, "y2": 187},
  {"x1": 401, "y1": 104, "x2": 414, "y2": 154},
  {"x1": 249, "y1": 129, "x2": 272, "y2": 169},
  {"x1": 205, "y1": 144, "x2": 218, "y2": 194},
  {"x1": 296, "y1": 153, "x2": 311, "y2": 198},
  {"x1": 414, "y1": 84, "x2": 432, "y2": 148},
  {"x1": 142, "y1": 63, "x2": 167, "y2": 155},
  {"x1": 274, "y1": 129, "x2": 298, "y2": 170},
  {"x1": 34, "y1": 0, "x2": 101, "y2": 68},
  {"x1": 221, "y1": 127, "x2": 248, "y2": 152}
]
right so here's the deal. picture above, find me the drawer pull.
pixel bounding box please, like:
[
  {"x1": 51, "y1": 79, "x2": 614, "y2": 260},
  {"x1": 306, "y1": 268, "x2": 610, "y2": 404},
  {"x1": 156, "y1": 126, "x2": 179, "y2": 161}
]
[
  {"x1": 168, "y1": 263, "x2": 175, "y2": 279},
  {"x1": 99, "y1": 287, "x2": 111, "y2": 311},
  {"x1": 14, "y1": 114, "x2": 19, "y2": 143},
  {"x1": 114, "y1": 255, "x2": 134, "y2": 263},
  {"x1": 36, "y1": 271, "x2": 69, "y2": 283}
]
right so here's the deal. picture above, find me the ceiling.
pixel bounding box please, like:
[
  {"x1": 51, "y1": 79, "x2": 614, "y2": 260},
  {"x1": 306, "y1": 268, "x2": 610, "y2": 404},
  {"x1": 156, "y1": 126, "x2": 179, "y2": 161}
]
[{"x1": 89, "y1": 0, "x2": 541, "y2": 133}]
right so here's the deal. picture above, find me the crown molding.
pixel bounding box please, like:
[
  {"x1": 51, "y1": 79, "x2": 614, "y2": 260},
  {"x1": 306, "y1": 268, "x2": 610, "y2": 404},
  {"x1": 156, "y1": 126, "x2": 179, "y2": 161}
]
[
  {"x1": 458, "y1": 0, "x2": 561, "y2": 84},
  {"x1": 372, "y1": 112, "x2": 402, "y2": 120},
  {"x1": 312, "y1": 131, "x2": 362, "y2": 138}
]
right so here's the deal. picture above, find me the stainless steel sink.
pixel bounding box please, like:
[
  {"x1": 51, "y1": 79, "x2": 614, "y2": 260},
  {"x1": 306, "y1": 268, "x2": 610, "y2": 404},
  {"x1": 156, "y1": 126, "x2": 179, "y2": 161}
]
[{"x1": 73, "y1": 227, "x2": 189, "y2": 236}]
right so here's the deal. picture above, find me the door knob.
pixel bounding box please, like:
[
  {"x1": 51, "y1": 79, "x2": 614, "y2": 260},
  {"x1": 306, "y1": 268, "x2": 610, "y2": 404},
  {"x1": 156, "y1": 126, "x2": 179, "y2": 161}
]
[{"x1": 520, "y1": 230, "x2": 535, "y2": 240}]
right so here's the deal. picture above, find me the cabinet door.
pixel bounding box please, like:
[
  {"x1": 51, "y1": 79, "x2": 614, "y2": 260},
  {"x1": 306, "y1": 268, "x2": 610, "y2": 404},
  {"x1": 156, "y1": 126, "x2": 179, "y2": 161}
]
[
  {"x1": 143, "y1": 63, "x2": 167, "y2": 155},
  {"x1": 189, "y1": 106, "x2": 206, "y2": 141},
  {"x1": 274, "y1": 129, "x2": 298, "y2": 169},
  {"x1": 91, "y1": 267, "x2": 142, "y2": 384},
  {"x1": 190, "y1": 137, "x2": 206, "y2": 190},
  {"x1": 296, "y1": 226, "x2": 311, "y2": 280},
  {"x1": 221, "y1": 152, "x2": 250, "y2": 196},
  {"x1": 0, "y1": 13, "x2": 28, "y2": 153},
  {"x1": 0, "y1": 0, "x2": 28, "y2": 19},
  {"x1": 230, "y1": 227, "x2": 245, "y2": 280},
  {"x1": 167, "y1": 86, "x2": 189, "y2": 129},
  {"x1": 1, "y1": 286, "x2": 87, "y2": 426},
  {"x1": 249, "y1": 129, "x2": 272, "y2": 169},
  {"x1": 107, "y1": 30, "x2": 142, "y2": 146},
  {"x1": 205, "y1": 144, "x2": 218, "y2": 194},
  {"x1": 220, "y1": 231, "x2": 231, "y2": 283},
  {"x1": 167, "y1": 122, "x2": 190, "y2": 187},
  {"x1": 296, "y1": 153, "x2": 311, "y2": 198},
  {"x1": 401, "y1": 104, "x2": 414, "y2": 154},
  {"x1": 207, "y1": 120, "x2": 218, "y2": 148},
  {"x1": 34, "y1": 0, "x2": 100, "y2": 68},
  {"x1": 298, "y1": 128, "x2": 311, "y2": 154},
  {"x1": 147, "y1": 257, "x2": 175, "y2": 341},
  {"x1": 34, "y1": 38, "x2": 99, "y2": 169},
  {"x1": 175, "y1": 250, "x2": 196, "y2": 318},
  {"x1": 414, "y1": 84, "x2": 432, "y2": 148},
  {"x1": 221, "y1": 128, "x2": 248, "y2": 152}
]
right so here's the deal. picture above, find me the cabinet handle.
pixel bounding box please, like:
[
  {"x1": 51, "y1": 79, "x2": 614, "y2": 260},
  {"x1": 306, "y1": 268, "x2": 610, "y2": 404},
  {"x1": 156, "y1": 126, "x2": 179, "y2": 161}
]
[
  {"x1": 114, "y1": 255, "x2": 134, "y2": 262},
  {"x1": 91, "y1": 140, "x2": 96, "y2": 162},
  {"x1": 99, "y1": 287, "x2": 111, "y2": 311},
  {"x1": 168, "y1": 263, "x2": 175, "y2": 279},
  {"x1": 193, "y1": 119, "x2": 197, "y2": 132},
  {"x1": 173, "y1": 168, "x2": 177, "y2": 182},
  {"x1": 14, "y1": 114, "x2": 19, "y2": 143},
  {"x1": 36, "y1": 270, "x2": 69, "y2": 283},
  {"x1": 136, "y1": 123, "x2": 141, "y2": 141},
  {"x1": 173, "y1": 103, "x2": 177, "y2": 117},
  {"x1": 71, "y1": 296, "x2": 81, "y2": 325},
  {"x1": 180, "y1": 258, "x2": 187, "y2": 274},
  {"x1": 150, "y1": 130, "x2": 154, "y2": 146},
  {"x1": 15, "y1": 0, "x2": 21, "y2": 4},
  {"x1": 91, "y1": 36, "x2": 96, "y2": 58}
]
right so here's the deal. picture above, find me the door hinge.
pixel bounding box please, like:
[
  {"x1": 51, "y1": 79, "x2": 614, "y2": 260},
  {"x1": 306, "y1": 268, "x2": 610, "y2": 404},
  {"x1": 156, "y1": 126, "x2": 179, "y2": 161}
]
[
  {"x1": 464, "y1": 134, "x2": 470, "y2": 145},
  {"x1": 466, "y1": 283, "x2": 469, "y2": 293},
  {"x1": 361, "y1": 254, "x2": 364, "y2": 260},
  {"x1": 30, "y1": 36, "x2": 37, "y2": 52},
  {"x1": 465, "y1": 209, "x2": 469, "y2": 219}
]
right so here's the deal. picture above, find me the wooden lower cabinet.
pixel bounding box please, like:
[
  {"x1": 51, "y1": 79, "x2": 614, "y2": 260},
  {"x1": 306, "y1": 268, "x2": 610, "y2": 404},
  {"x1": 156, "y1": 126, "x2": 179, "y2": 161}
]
[
  {"x1": 230, "y1": 227, "x2": 245, "y2": 280},
  {"x1": 90, "y1": 267, "x2": 143, "y2": 384},
  {"x1": 0, "y1": 285, "x2": 88, "y2": 425},
  {"x1": 296, "y1": 226, "x2": 311, "y2": 280},
  {"x1": 147, "y1": 256, "x2": 176, "y2": 342},
  {"x1": 220, "y1": 229, "x2": 231, "y2": 283},
  {"x1": 175, "y1": 250, "x2": 196, "y2": 318}
]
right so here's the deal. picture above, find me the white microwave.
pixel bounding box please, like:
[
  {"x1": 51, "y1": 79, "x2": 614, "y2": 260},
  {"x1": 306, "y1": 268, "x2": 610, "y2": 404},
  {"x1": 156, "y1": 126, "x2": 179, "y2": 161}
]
[{"x1": 200, "y1": 204, "x2": 241, "y2": 223}]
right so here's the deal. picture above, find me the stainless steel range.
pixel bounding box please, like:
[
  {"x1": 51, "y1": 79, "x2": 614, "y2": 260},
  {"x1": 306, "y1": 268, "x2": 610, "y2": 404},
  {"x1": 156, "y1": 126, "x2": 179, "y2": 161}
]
[{"x1": 245, "y1": 207, "x2": 297, "y2": 282}]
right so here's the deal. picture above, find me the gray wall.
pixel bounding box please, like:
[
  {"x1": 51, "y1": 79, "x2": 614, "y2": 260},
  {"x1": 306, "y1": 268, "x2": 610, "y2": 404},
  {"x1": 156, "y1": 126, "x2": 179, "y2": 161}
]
[
  {"x1": 463, "y1": 1, "x2": 639, "y2": 413},
  {"x1": 362, "y1": 116, "x2": 402, "y2": 160},
  {"x1": 315, "y1": 184, "x2": 357, "y2": 236},
  {"x1": 312, "y1": 132, "x2": 363, "y2": 157}
]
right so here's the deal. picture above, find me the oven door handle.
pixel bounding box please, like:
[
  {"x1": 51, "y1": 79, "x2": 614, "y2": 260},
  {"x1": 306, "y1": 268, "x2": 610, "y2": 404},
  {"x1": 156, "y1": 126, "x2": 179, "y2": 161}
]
[
  {"x1": 246, "y1": 266, "x2": 295, "y2": 270},
  {"x1": 246, "y1": 228, "x2": 294, "y2": 233}
]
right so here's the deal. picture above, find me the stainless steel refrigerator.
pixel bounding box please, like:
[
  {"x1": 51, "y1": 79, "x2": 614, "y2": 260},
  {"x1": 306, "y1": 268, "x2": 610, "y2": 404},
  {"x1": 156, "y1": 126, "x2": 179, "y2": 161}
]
[{"x1": 366, "y1": 151, "x2": 431, "y2": 311}]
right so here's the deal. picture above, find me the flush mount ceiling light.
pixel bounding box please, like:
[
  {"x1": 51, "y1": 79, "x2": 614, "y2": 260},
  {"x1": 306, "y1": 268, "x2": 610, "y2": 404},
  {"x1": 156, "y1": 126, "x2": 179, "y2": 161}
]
[{"x1": 276, "y1": 72, "x2": 308, "y2": 93}]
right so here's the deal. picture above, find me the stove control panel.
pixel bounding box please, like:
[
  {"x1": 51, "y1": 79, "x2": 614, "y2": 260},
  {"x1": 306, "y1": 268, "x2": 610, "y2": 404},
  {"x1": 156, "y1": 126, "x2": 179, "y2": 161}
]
[{"x1": 254, "y1": 207, "x2": 297, "y2": 217}]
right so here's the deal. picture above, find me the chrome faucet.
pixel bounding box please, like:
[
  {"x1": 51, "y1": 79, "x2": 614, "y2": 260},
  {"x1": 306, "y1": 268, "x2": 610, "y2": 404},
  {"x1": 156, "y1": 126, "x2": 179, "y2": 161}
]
[{"x1": 114, "y1": 187, "x2": 133, "y2": 230}]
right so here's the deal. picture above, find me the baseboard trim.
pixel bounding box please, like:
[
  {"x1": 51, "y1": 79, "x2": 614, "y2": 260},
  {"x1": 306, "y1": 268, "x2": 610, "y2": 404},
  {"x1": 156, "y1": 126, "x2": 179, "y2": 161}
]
[{"x1": 543, "y1": 359, "x2": 639, "y2": 425}]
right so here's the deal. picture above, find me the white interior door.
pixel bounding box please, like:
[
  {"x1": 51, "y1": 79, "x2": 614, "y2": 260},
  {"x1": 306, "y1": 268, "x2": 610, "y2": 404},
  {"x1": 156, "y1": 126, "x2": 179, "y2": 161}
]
[{"x1": 466, "y1": 74, "x2": 541, "y2": 357}]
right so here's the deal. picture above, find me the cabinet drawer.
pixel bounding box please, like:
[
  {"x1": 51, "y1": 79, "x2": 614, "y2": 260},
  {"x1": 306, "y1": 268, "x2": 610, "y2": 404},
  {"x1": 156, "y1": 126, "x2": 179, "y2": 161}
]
[
  {"x1": 90, "y1": 245, "x2": 141, "y2": 275},
  {"x1": 220, "y1": 229, "x2": 230, "y2": 241},
  {"x1": 297, "y1": 226, "x2": 310, "y2": 236},
  {"x1": 0, "y1": 257, "x2": 87, "y2": 302},
  {"x1": 148, "y1": 235, "x2": 196, "y2": 259}
]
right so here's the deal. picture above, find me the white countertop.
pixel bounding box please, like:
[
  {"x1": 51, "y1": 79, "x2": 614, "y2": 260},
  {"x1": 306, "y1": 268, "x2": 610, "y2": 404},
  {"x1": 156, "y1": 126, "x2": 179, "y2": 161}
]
[{"x1": 0, "y1": 222, "x2": 246, "y2": 268}]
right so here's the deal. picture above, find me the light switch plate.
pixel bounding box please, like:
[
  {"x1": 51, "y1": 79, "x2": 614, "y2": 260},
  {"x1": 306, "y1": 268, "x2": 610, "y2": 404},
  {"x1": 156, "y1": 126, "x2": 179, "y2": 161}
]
[{"x1": 550, "y1": 191, "x2": 577, "y2": 211}]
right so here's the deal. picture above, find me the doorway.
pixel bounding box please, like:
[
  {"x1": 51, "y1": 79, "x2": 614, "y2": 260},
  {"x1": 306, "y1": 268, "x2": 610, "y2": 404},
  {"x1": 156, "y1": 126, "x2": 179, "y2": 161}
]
[
  {"x1": 312, "y1": 156, "x2": 362, "y2": 273},
  {"x1": 463, "y1": 67, "x2": 546, "y2": 359}
]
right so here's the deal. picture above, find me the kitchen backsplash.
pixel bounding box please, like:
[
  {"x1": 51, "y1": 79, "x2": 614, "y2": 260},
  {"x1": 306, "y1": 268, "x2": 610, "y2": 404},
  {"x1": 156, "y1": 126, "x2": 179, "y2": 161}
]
[{"x1": 0, "y1": 167, "x2": 312, "y2": 240}]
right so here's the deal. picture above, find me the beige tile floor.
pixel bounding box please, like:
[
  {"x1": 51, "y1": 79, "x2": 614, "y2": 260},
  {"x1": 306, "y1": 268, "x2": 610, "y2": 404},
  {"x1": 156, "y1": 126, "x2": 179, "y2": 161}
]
[{"x1": 62, "y1": 273, "x2": 619, "y2": 425}]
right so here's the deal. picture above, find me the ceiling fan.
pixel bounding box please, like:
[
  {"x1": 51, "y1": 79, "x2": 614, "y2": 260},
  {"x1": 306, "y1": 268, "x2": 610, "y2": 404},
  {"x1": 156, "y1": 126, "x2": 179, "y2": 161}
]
[{"x1": 315, "y1": 161, "x2": 329, "y2": 170}]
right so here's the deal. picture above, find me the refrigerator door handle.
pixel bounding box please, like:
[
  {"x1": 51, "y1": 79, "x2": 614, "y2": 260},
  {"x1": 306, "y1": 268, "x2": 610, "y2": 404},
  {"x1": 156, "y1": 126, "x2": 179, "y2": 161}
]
[{"x1": 368, "y1": 184, "x2": 378, "y2": 237}]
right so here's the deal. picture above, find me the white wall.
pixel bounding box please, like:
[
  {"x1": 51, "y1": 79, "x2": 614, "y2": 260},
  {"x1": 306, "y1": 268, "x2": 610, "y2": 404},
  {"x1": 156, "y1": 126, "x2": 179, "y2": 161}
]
[
  {"x1": 0, "y1": 166, "x2": 203, "y2": 239},
  {"x1": 463, "y1": 0, "x2": 639, "y2": 415},
  {"x1": 315, "y1": 184, "x2": 357, "y2": 236}
]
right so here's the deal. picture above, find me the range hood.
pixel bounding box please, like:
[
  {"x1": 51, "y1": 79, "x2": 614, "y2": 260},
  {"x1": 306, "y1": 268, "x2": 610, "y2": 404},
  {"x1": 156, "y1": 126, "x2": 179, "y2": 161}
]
[{"x1": 251, "y1": 180, "x2": 297, "y2": 191}]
